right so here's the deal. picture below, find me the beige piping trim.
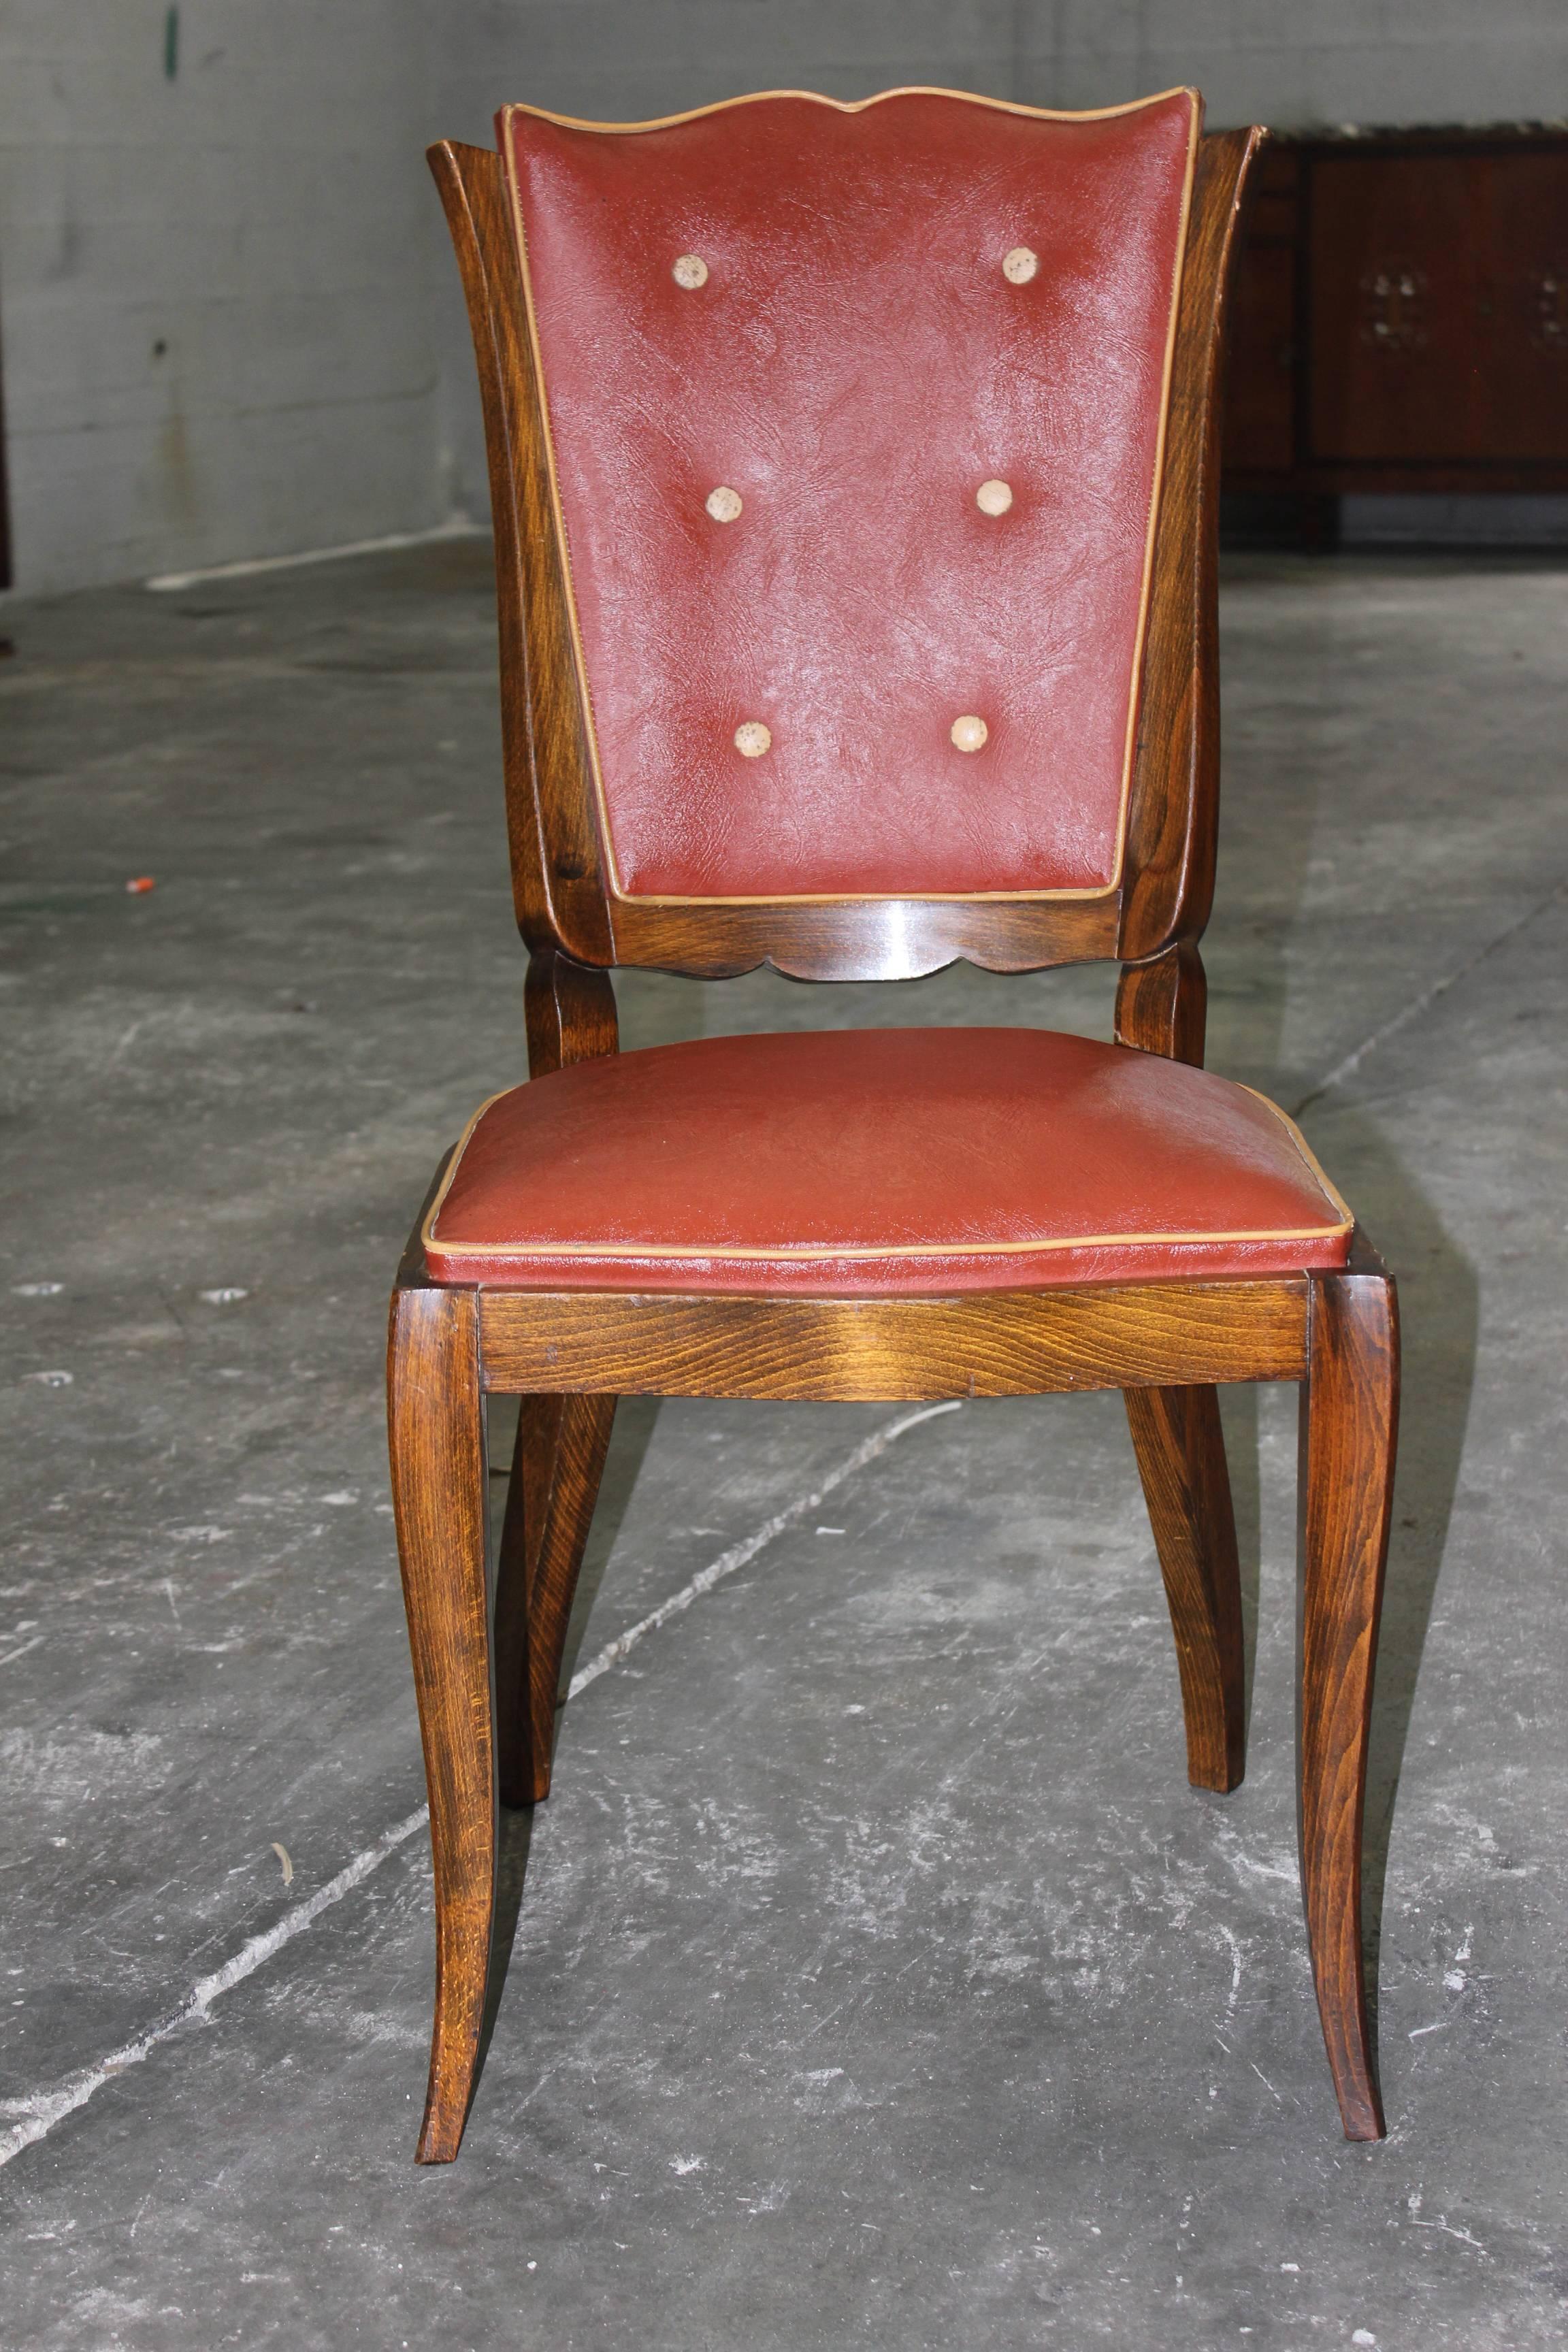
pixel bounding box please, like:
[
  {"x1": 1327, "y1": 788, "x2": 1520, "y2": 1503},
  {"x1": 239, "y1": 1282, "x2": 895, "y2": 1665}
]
[
  {"x1": 502, "y1": 84, "x2": 1200, "y2": 137},
  {"x1": 421, "y1": 1071, "x2": 1354, "y2": 1266},
  {"x1": 500, "y1": 84, "x2": 1200, "y2": 908},
  {"x1": 421, "y1": 1086, "x2": 510, "y2": 1263},
  {"x1": 1237, "y1": 1082, "x2": 1357, "y2": 1231}
]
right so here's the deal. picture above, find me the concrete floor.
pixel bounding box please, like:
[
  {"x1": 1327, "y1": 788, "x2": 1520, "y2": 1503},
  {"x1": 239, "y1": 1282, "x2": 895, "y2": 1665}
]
[{"x1": 0, "y1": 538, "x2": 1565, "y2": 2349}]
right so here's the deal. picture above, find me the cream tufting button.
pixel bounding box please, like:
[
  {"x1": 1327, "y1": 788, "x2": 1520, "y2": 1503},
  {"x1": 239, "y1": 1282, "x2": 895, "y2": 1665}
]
[
  {"x1": 1002, "y1": 246, "x2": 1039, "y2": 284},
  {"x1": 672, "y1": 252, "x2": 709, "y2": 289},
  {"x1": 734, "y1": 721, "x2": 772, "y2": 758},
  {"x1": 951, "y1": 715, "x2": 989, "y2": 753},
  {"x1": 976, "y1": 478, "x2": 1013, "y2": 516},
  {"x1": 706, "y1": 485, "x2": 743, "y2": 523}
]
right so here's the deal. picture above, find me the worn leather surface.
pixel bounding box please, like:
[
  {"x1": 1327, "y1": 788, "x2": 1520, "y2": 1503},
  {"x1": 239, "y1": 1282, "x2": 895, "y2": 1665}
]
[
  {"x1": 425, "y1": 1028, "x2": 1350, "y2": 1293},
  {"x1": 502, "y1": 88, "x2": 1197, "y2": 901}
]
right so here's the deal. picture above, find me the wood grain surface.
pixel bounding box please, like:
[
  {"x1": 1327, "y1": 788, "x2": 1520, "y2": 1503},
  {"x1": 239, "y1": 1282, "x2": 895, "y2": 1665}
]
[
  {"x1": 476, "y1": 1279, "x2": 1309, "y2": 1401},
  {"x1": 428, "y1": 140, "x2": 613, "y2": 965},
  {"x1": 1119, "y1": 128, "x2": 1264, "y2": 968},
  {"x1": 523, "y1": 946, "x2": 618, "y2": 1076},
  {"x1": 1114, "y1": 938, "x2": 1209, "y2": 1066},
  {"x1": 1297, "y1": 1235, "x2": 1400, "y2": 2141},
  {"x1": 387, "y1": 1283, "x2": 495, "y2": 2165},
  {"x1": 1125, "y1": 1382, "x2": 1245, "y2": 1792},
  {"x1": 494, "y1": 1392, "x2": 617, "y2": 1805}
]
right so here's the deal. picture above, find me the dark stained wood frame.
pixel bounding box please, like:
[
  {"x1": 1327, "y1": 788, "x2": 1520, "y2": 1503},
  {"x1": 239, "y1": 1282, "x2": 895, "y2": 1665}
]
[{"x1": 388, "y1": 118, "x2": 1400, "y2": 2166}]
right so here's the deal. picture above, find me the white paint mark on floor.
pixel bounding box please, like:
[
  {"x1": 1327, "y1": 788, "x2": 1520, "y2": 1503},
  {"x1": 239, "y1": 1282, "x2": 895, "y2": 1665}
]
[
  {"x1": 0, "y1": 1804, "x2": 429, "y2": 2170},
  {"x1": 0, "y1": 1403, "x2": 959, "y2": 2170},
  {"x1": 1409, "y1": 2215, "x2": 1488, "y2": 2255},
  {"x1": 1222, "y1": 1842, "x2": 1299, "y2": 1889},
  {"x1": 1250, "y1": 2061, "x2": 1283, "y2": 2105},
  {"x1": 1215, "y1": 1923, "x2": 1243, "y2": 2030}
]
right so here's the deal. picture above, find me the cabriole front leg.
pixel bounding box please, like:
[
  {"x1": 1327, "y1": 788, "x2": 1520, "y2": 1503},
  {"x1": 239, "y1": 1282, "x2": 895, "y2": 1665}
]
[
  {"x1": 387, "y1": 1283, "x2": 495, "y2": 2166},
  {"x1": 1296, "y1": 1244, "x2": 1399, "y2": 2142}
]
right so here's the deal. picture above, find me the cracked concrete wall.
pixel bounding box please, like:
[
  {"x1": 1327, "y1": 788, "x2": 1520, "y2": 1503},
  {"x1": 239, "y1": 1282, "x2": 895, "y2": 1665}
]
[{"x1": 3, "y1": 3, "x2": 1567, "y2": 593}]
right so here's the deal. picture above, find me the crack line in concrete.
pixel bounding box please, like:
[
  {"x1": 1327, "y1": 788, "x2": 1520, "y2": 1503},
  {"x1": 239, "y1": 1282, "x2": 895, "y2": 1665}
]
[
  {"x1": 1291, "y1": 875, "x2": 1567, "y2": 1117},
  {"x1": 0, "y1": 1401, "x2": 961, "y2": 2172}
]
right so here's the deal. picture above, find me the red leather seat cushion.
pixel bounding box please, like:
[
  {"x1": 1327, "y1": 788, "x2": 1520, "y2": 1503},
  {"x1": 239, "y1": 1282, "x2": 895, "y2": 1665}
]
[
  {"x1": 502, "y1": 89, "x2": 1197, "y2": 901},
  {"x1": 424, "y1": 1030, "x2": 1350, "y2": 1294}
]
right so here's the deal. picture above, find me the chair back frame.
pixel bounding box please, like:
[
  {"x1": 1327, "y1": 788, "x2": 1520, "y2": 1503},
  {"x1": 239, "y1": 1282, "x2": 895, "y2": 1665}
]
[{"x1": 428, "y1": 115, "x2": 1264, "y2": 997}]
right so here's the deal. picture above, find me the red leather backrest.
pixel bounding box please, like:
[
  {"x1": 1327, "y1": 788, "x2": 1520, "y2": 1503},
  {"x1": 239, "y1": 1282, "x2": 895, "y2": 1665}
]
[{"x1": 501, "y1": 88, "x2": 1198, "y2": 904}]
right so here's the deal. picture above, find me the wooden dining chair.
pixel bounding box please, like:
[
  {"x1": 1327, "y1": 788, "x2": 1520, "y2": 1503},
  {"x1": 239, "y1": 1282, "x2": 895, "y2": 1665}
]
[{"x1": 392, "y1": 85, "x2": 1399, "y2": 2166}]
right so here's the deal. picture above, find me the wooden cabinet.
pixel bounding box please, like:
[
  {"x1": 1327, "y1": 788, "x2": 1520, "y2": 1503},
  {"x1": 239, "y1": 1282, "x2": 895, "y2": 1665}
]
[
  {"x1": 1222, "y1": 152, "x2": 1300, "y2": 477},
  {"x1": 1222, "y1": 128, "x2": 1568, "y2": 533},
  {"x1": 0, "y1": 295, "x2": 9, "y2": 591}
]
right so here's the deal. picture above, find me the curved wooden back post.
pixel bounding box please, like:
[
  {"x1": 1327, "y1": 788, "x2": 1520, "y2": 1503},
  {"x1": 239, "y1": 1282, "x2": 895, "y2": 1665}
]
[
  {"x1": 1115, "y1": 126, "x2": 1264, "y2": 1065},
  {"x1": 430, "y1": 123, "x2": 1262, "y2": 1036}
]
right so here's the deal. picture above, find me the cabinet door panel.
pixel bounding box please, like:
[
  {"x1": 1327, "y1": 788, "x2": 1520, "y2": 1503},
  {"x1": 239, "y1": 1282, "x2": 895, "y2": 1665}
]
[
  {"x1": 1483, "y1": 151, "x2": 1568, "y2": 459},
  {"x1": 1309, "y1": 155, "x2": 1486, "y2": 462},
  {"x1": 1224, "y1": 241, "x2": 1296, "y2": 472}
]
